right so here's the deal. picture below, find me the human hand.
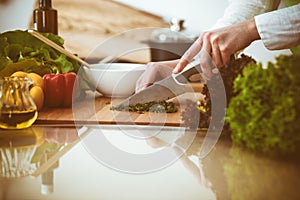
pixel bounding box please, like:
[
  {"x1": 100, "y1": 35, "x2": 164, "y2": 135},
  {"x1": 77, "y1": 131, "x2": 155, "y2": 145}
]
[
  {"x1": 135, "y1": 59, "x2": 179, "y2": 93},
  {"x1": 173, "y1": 18, "x2": 260, "y2": 78}
]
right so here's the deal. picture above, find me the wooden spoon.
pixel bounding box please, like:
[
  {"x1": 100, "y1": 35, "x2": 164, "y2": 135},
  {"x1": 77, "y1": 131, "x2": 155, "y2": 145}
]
[{"x1": 28, "y1": 30, "x2": 113, "y2": 68}]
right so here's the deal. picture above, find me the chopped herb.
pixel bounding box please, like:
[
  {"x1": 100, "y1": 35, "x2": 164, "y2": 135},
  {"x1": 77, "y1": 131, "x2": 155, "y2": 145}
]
[{"x1": 111, "y1": 100, "x2": 177, "y2": 113}]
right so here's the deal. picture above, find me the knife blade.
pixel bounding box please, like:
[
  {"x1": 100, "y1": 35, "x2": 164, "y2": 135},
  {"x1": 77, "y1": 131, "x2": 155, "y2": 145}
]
[{"x1": 117, "y1": 59, "x2": 203, "y2": 107}]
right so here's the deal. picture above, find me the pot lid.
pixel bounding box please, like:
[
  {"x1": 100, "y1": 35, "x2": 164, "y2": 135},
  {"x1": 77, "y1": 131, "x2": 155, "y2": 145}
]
[{"x1": 150, "y1": 18, "x2": 194, "y2": 43}]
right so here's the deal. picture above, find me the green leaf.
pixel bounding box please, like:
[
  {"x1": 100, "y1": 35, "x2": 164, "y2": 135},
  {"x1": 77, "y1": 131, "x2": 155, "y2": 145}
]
[
  {"x1": 226, "y1": 54, "x2": 300, "y2": 154},
  {"x1": 0, "y1": 59, "x2": 40, "y2": 77},
  {"x1": 0, "y1": 56, "x2": 12, "y2": 72},
  {"x1": 54, "y1": 54, "x2": 75, "y2": 73}
]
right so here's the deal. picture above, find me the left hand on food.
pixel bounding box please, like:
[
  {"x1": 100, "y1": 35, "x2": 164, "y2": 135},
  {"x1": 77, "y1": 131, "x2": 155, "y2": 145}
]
[{"x1": 135, "y1": 59, "x2": 179, "y2": 93}]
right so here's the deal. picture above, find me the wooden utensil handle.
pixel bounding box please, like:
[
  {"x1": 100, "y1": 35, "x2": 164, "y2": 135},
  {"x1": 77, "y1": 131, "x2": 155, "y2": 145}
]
[{"x1": 28, "y1": 29, "x2": 92, "y2": 68}]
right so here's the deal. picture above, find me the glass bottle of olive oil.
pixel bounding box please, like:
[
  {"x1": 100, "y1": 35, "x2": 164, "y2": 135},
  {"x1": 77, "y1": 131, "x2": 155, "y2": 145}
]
[
  {"x1": 0, "y1": 77, "x2": 38, "y2": 129},
  {"x1": 33, "y1": 0, "x2": 58, "y2": 34}
]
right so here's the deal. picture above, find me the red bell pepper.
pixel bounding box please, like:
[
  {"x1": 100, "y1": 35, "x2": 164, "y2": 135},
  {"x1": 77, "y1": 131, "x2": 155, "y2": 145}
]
[
  {"x1": 43, "y1": 72, "x2": 77, "y2": 107},
  {"x1": 63, "y1": 72, "x2": 77, "y2": 107}
]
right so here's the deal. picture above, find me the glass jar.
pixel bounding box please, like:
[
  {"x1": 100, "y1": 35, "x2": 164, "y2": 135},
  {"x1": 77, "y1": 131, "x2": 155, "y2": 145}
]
[{"x1": 0, "y1": 76, "x2": 38, "y2": 129}]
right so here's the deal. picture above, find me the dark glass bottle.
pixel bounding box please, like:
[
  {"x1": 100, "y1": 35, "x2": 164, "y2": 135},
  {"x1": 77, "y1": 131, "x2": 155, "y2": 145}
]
[{"x1": 33, "y1": 0, "x2": 58, "y2": 34}]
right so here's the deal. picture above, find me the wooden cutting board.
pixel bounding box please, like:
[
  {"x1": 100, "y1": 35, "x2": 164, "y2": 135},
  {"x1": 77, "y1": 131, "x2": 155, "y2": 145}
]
[
  {"x1": 36, "y1": 83, "x2": 203, "y2": 126},
  {"x1": 36, "y1": 93, "x2": 192, "y2": 126}
]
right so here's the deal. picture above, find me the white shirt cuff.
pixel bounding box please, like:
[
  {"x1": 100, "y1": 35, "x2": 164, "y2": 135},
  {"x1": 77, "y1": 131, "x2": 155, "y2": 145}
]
[{"x1": 254, "y1": 4, "x2": 300, "y2": 50}]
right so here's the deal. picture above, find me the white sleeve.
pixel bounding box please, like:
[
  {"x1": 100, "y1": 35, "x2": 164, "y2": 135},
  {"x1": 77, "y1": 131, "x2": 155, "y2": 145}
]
[
  {"x1": 254, "y1": 4, "x2": 300, "y2": 50},
  {"x1": 211, "y1": 0, "x2": 281, "y2": 29}
]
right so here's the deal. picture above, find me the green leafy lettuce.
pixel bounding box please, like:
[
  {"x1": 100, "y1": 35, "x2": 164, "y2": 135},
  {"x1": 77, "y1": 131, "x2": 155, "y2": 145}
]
[
  {"x1": 0, "y1": 30, "x2": 80, "y2": 76},
  {"x1": 226, "y1": 54, "x2": 300, "y2": 154}
]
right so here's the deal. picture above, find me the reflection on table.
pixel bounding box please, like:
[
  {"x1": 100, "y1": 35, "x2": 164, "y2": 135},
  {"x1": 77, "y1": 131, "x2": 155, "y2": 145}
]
[
  {"x1": 0, "y1": 126, "x2": 82, "y2": 196},
  {"x1": 0, "y1": 125, "x2": 299, "y2": 200}
]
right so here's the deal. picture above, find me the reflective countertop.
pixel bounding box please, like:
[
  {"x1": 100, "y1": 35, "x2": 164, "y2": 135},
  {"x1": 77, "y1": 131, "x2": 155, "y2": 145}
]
[{"x1": 0, "y1": 124, "x2": 299, "y2": 200}]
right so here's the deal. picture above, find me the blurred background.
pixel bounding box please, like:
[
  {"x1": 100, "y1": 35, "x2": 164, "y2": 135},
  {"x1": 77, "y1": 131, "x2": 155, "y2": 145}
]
[{"x1": 0, "y1": 0, "x2": 291, "y2": 64}]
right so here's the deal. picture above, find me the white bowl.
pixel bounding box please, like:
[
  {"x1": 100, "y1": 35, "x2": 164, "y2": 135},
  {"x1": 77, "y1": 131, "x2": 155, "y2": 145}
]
[{"x1": 84, "y1": 63, "x2": 146, "y2": 97}]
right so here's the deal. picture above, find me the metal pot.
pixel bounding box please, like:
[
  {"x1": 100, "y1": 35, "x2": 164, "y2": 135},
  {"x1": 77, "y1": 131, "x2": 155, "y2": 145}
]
[
  {"x1": 147, "y1": 40, "x2": 194, "y2": 62},
  {"x1": 146, "y1": 18, "x2": 196, "y2": 62}
]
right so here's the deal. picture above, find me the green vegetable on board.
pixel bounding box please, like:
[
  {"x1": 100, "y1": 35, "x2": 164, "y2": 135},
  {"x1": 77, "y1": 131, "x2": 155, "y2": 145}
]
[{"x1": 111, "y1": 100, "x2": 178, "y2": 113}]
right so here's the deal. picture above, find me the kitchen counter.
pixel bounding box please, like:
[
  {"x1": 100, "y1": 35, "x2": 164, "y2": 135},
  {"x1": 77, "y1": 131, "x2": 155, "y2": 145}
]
[
  {"x1": 0, "y1": 121, "x2": 300, "y2": 200},
  {"x1": 49, "y1": 0, "x2": 169, "y2": 63},
  {"x1": 0, "y1": 89, "x2": 300, "y2": 200},
  {"x1": 1, "y1": 1, "x2": 300, "y2": 199}
]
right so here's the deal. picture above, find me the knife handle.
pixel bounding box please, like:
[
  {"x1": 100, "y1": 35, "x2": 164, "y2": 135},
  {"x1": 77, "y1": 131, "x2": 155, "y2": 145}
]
[{"x1": 174, "y1": 62, "x2": 202, "y2": 84}]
